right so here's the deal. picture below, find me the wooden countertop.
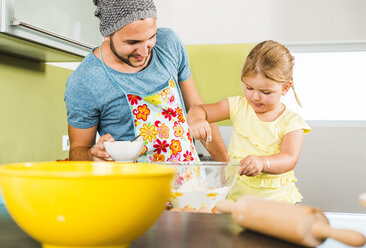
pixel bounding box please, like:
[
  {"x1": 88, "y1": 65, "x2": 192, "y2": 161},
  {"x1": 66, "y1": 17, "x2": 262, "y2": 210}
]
[{"x1": 1, "y1": 204, "x2": 365, "y2": 248}]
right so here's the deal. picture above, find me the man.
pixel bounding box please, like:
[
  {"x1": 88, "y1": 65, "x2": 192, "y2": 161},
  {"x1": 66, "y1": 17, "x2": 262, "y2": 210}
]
[{"x1": 65, "y1": 0, "x2": 229, "y2": 162}]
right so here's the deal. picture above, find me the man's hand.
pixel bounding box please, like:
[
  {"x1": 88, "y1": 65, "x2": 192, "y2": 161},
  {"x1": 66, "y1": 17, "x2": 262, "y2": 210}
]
[
  {"x1": 90, "y1": 134, "x2": 115, "y2": 161},
  {"x1": 239, "y1": 155, "x2": 264, "y2": 177}
]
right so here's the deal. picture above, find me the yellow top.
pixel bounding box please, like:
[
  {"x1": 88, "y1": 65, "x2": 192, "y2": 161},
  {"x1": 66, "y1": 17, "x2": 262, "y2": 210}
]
[{"x1": 226, "y1": 96, "x2": 311, "y2": 203}]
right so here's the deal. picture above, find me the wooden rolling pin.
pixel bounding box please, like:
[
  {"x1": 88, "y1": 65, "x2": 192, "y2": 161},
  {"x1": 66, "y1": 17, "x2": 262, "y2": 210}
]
[{"x1": 217, "y1": 196, "x2": 366, "y2": 247}]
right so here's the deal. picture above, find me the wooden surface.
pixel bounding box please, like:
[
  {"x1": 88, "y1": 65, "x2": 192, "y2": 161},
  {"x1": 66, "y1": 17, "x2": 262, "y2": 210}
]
[{"x1": 0, "y1": 204, "x2": 303, "y2": 248}]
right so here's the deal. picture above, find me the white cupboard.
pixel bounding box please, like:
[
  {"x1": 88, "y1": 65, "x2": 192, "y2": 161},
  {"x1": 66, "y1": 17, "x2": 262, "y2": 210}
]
[{"x1": 0, "y1": 0, "x2": 102, "y2": 61}]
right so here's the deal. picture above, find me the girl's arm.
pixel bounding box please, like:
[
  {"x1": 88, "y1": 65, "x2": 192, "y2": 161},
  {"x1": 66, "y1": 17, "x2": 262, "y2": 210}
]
[
  {"x1": 263, "y1": 129, "x2": 304, "y2": 174},
  {"x1": 239, "y1": 129, "x2": 305, "y2": 176},
  {"x1": 187, "y1": 98, "x2": 230, "y2": 142},
  {"x1": 180, "y1": 76, "x2": 229, "y2": 161}
]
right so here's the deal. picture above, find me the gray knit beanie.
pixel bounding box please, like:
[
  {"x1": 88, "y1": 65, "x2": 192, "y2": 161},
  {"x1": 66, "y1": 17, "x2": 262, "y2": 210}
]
[{"x1": 93, "y1": 0, "x2": 157, "y2": 36}]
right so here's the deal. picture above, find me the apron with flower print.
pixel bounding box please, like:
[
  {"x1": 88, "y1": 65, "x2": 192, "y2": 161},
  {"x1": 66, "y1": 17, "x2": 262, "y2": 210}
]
[{"x1": 99, "y1": 46, "x2": 201, "y2": 173}]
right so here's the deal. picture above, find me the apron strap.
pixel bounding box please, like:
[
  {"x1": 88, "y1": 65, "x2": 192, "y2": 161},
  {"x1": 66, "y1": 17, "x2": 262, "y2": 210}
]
[{"x1": 98, "y1": 43, "x2": 128, "y2": 96}]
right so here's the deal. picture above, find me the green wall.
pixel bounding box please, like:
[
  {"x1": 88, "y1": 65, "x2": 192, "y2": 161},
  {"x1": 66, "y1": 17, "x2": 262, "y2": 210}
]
[
  {"x1": 186, "y1": 43, "x2": 255, "y2": 125},
  {"x1": 0, "y1": 54, "x2": 73, "y2": 164}
]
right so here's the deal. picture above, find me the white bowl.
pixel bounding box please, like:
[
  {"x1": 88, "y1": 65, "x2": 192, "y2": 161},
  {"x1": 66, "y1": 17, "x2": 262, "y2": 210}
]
[{"x1": 104, "y1": 141, "x2": 144, "y2": 162}]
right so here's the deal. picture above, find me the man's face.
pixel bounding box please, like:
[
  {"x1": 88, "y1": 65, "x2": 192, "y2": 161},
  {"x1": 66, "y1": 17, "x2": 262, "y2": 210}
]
[{"x1": 107, "y1": 18, "x2": 157, "y2": 68}]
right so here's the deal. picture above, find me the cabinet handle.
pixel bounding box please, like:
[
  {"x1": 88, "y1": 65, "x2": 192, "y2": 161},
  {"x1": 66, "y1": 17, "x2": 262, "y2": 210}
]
[{"x1": 10, "y1": 19, "x2": 94, "y2": 50}]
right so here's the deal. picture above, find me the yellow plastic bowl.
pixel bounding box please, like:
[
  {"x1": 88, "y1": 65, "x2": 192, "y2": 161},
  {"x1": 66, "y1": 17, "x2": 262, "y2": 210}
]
[{"x1": 0, "y1": 161, "x2": 175, "y2": 248}]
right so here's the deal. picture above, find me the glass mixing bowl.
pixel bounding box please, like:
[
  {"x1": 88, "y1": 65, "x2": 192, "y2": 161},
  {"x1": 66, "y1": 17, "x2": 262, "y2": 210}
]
[{"x1": 161, "y1": 162, "x2": 240, "y2": 212}]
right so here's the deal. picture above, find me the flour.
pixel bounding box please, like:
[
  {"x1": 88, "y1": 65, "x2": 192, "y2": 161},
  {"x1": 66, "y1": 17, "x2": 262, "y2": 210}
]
[{"x1": 170, "y1": 181, "x2": 231, "y2": 209}]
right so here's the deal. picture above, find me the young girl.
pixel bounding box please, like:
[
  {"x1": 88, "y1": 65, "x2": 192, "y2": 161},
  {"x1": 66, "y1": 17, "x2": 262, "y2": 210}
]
[{"x1": 187, "y1": 40, "x2": 311, "y2": 204}]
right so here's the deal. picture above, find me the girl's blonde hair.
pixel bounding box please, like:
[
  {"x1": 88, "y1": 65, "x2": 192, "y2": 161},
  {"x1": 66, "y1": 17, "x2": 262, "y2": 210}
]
[{"x1": 241, "y1": 40, "x2": 302, "y2": 106}]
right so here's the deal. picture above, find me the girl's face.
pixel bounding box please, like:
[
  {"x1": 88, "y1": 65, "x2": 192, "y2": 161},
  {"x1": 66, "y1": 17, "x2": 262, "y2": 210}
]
[{"x1": 243, "y1": 73, "x2": 290, "y2": 114}]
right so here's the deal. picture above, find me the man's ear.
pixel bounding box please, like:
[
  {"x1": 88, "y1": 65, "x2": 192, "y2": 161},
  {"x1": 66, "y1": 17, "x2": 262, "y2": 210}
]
[
  {"x1": 282, "y1": 81, "x2": 293, "y2": 95},
  {"x1": 104, "y1": 36, "x2": 110, "y2": 42}
]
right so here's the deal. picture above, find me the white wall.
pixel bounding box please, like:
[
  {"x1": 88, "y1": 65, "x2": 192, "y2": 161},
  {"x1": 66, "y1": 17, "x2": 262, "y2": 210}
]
[
  {"x1": 155, "y1": 0, "x2": 366, "y2": 51},
  {"x1": 295, "y1": 123, "x2": 366, "y2": 213}
]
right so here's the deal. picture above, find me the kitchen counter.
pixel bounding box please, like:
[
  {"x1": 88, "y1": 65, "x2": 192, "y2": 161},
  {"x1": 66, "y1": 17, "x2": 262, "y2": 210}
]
[{"x1": 1, "y1": 204, "x2": 365, "y2": 248}]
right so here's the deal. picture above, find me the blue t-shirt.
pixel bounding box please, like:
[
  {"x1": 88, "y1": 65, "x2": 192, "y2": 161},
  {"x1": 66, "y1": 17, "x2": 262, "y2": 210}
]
[{"x1": 65, "y1": 28, "x2": 191, "y2": 140}]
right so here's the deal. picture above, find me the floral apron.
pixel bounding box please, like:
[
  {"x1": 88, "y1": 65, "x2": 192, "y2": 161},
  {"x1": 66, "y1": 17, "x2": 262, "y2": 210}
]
[{"x1": 99, "y1": 46, "x2": 200, "y2": 165}]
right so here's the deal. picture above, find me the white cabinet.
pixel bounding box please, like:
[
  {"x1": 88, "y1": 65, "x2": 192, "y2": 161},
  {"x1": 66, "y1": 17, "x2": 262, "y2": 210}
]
[{"x1": 0, "y1": 0, "x2": 102, "y2": 61}]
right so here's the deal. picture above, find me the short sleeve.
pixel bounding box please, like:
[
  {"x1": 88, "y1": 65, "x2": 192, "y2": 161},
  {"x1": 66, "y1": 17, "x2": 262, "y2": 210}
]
[
  {"x1": 64, "y1": 77, "x2": 100, "y2": 129},
  {"x1": 228, "y1": 96, "x2": 244, "y2": 122},
  {"x1": 283, "y1": 114, "x2": 311, "y2": 135},
  {"x1": 172, "y1": 32, "x2": 191, "y2": 82}
]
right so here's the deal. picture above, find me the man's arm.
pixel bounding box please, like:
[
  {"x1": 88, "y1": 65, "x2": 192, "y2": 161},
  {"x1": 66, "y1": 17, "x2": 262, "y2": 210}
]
[
  {"x1": 68, "y1": 124, "x2": 115, "y2": 161},
  {"x1": 68, "y1": 125, "x2": 96, "y2": 161},
  {"x1": 179, "y1": 75, "x2": 230, "y2": 162}
]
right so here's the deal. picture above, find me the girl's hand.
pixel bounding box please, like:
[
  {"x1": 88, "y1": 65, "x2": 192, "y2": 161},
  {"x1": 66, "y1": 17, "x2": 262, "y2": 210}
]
[
  {"x1": 239, "y1": 155, "x2": 264, "y2": 177},
  {"x1": 189, "y1": 119, "x2": 212, "y2": 142}
]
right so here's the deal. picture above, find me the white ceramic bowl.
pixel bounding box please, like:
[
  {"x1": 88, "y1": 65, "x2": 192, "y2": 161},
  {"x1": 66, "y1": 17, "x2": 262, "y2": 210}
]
[{"x1": 104, "y1": 141, "x2": 144, "y2": 162}]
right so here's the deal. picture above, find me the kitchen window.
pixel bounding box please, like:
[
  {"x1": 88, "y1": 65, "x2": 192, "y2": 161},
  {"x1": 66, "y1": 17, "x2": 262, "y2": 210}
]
[{"x1": 282, "y1": 51, "x2": 366, "y2": 121}]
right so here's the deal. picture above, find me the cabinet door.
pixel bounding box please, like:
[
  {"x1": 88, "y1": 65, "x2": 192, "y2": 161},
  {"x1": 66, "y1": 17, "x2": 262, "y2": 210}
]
[
  {"x1": 0, "y1": 0, "x2": 102, "y2": 61},
  {"x1": 14, "y1": 0, "x2": 102, "y2": 47}
]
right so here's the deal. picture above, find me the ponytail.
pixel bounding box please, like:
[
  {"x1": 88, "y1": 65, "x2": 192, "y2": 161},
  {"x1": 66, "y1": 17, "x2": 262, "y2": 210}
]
[{"x1": 291, "y1": 84, "x2": 302, "y2": 107}]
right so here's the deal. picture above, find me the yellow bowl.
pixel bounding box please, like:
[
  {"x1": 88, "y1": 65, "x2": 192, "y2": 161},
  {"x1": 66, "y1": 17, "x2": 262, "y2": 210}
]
[{"x1": 0, "y1": 161, "x2": 175, "y2": 248}]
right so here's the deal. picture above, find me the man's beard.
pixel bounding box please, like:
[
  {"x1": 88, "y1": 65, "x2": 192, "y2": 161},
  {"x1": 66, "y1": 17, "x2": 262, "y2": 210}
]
[{"x1": 109, "y1": 38, "x2": 150, "y2": 68}]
